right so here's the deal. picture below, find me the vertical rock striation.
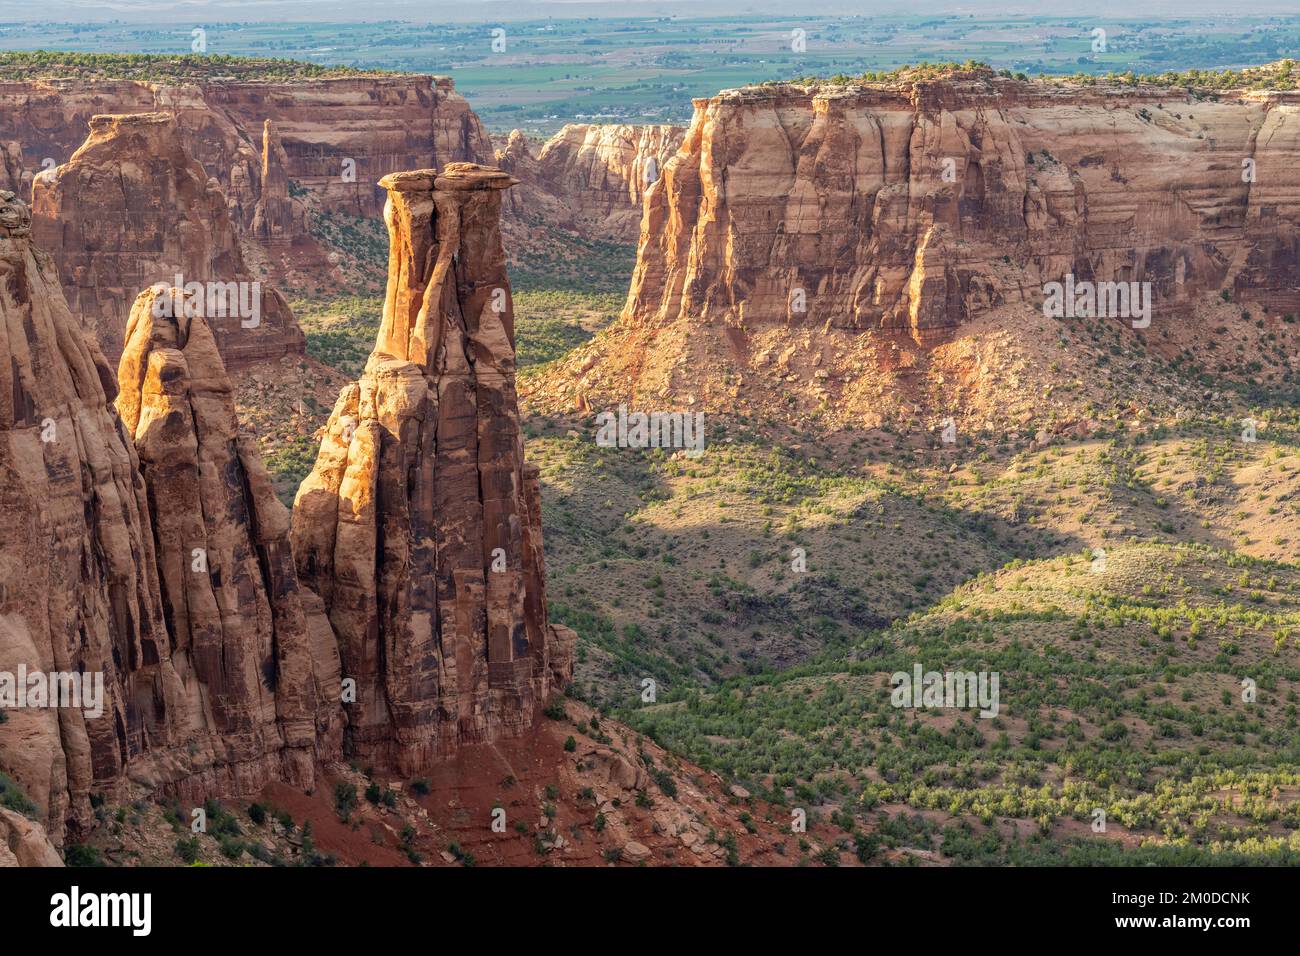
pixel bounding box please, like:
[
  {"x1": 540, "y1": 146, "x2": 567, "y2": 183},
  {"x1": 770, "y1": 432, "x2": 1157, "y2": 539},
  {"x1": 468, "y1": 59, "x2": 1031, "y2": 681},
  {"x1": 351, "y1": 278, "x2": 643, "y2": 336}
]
[
  {"x1": 622, "y1": 75, "x2": 1300, "y2": 345},
  {"x1": 292, "y1": 164, "x2": 574, "y2": 772},
  {"x1": 30, "y1": 112, "x2": 304, "y2": 369},
  {"x1": 0, "y1": 187, "x2": 152, "y2": 841},
  {"x1": 0, "y1": 190, "x2": 338, "y2": 846},
  {"x1": 498, "y1": 124, "x2": 684, "y2": 242},
  {"x1": 115, "y1": 285, "x2": 342, "y2": 802},
  {"x1": 0, "y1": 142, "x2": 29, "y2": 196},
  {"x1": 529, "y1": 71, "x2": 1300, "y2": 421},
  {"x1": 251, "y1": 119, "x2": 305, "y2": 246}
]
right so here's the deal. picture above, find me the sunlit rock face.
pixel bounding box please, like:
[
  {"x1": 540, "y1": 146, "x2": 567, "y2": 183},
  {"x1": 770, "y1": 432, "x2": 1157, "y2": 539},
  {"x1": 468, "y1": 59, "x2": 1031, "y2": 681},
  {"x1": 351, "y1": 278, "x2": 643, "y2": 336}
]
[
  {"x1": 292, "y1": 164, "x2": 574, "y2": 773},
  {"x1": 30, "y1": 112, "x2": 304, "y2": 370},
  {"x1": 528, "y1": 71, "x2": 1300, "y2": 421},
  {"x1": 0, "y1": 195, "x2": 338, "y2": 846},
  {"x1": 498, "y1": 123, "x2": 684, "y2": 241}
]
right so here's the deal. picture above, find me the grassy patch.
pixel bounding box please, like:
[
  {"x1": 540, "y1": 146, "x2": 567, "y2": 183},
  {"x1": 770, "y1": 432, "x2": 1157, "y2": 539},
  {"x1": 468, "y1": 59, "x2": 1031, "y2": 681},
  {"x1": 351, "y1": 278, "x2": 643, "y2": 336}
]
[
  {"x1": 292, "y1": 295, "x2": 382, "y2": 377},
  {"x1": 0, "y1": 770, "x2": 37, "y2": 818}
]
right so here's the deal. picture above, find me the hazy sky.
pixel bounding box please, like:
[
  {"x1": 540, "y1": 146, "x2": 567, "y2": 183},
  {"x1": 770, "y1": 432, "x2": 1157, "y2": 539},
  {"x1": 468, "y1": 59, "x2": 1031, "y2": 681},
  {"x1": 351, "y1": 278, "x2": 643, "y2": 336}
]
[{"x1": 3, "y1": 0, "x2": 1295, "y2": 22}]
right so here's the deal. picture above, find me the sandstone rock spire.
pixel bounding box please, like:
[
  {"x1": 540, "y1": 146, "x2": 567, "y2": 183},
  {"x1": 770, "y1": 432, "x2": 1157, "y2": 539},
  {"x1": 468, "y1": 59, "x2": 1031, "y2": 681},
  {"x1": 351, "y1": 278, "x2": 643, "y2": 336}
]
[
  {"x1": 115, "y1": 284, "x2": 343, "y2": 800},
  {"x1": 251, "y1": 119, "x2": 304, "y2": 245},
  {"x1": 292, "y1": 163, "x2": 574, "y2": 772}
]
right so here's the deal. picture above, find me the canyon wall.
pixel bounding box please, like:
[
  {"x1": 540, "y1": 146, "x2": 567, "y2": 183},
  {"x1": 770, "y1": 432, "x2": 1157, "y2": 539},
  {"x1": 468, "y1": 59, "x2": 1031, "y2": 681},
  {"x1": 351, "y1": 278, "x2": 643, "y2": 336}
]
[
  {"x1": 0, "y1": 191, "x2": 339, "y2": 845},
  {"x1": 30, "y1": 112, "x2": 304, "y2": 370},
  {"x1": 0, "y1": 75, "x2": 492, "y2": 223},
  {"x1": 0, "y1": 80, "x2": 260, "y2": 227},
  {"x1": 1, "y1": 161, "x2": 571, "y2": 848},
  {"x1": 292, "y1": 163, "x2": 574, "y2": 772},
  {"x1": 531, "y1": 72, "x2": 1300, "y2": 417},
  {"x1": 499, "y1": 123, "x2": 684, "y2": 241},
  {"x1": 206, "y1": 76, "x2": 493, "y2": 220}
]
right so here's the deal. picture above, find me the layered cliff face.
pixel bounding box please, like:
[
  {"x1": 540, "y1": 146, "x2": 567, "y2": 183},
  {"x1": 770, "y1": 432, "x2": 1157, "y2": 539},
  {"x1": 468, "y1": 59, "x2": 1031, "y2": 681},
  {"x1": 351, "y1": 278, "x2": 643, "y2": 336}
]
[
  {"x1": 0, "y1": 192, "x2": 338, "y2": 845},
  {"x1": 0, "y1": 80, "x2": 262, "y2": 230},
  {"x1": 1, "y1": 187, "x2": 157, "y2": 842},
  {"x1": 0, "y1": 75, "x2": 492, "y2": 227},
  {"x1": 529, "y1": 71, "x2": 1300, "y2": 426},
  {"x1": 499, "y1": 124, "x2": 684, "y2": 242},
  {"x1": 292, "y1": 164, "x2": 574, "y2": 772},
  {"x1": 30, "y1": 112, "x2": 304, "y2": 370},
  {"x1": 206, "y1": 77, "x2": 494, "y2": 220}
]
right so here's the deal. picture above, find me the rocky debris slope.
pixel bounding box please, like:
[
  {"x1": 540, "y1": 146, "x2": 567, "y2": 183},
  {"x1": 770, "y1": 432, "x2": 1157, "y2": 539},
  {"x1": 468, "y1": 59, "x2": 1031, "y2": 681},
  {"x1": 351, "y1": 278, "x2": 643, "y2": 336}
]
[
  {"x1": 528, "y1": 70, "x2": 1300, "y2": 427},
  {"x1": 292, "y1": 163, "x2": 575, "y2": 772},
  {"x1": 75, "y1": 696, "x2": 825, "y2": 868},
  {"x1": 498, "y1": 124, "x2": 684, "y2": 242},
  {"x1": 0, "y1": 190, "x2": 338, "y2": 846},
  {"x1": 31, "y1": 113, "x2": 304, "y2": 370}
]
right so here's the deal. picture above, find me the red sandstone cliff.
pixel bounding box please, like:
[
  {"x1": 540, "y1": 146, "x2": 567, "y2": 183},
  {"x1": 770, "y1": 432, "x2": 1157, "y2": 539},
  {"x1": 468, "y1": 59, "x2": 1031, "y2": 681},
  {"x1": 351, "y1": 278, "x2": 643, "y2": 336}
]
[
  {"x1": 1, "y1": 164, "x2": 573, "y2": 848},
  {"x1": 112, "y1": 284, "x2": 343, "y2": 807},
  {"x1": 527, "y1": 71, "x2": 1300, "y2": 426},
  {"x1": 30, "y1": 112, "x2": 304, "y2": 370},
  {"x1": 0, "y1": 80, "x2": 261, "y2": 227},
  {"x1": 0, "y1": 191, "x2": 337, "y2": 846},
  {"x1": 498, "y1": 124, "x2": 684, "y2": 242},
  {"x1": 0, "y1": 75, "x2": 492, "y2": 225},
  {"x1": 291, "y1": 164, "x2": 574, "y2": 772},
  {"x1": 206, "y1": 76, "x2": 493, "y2": 220}
]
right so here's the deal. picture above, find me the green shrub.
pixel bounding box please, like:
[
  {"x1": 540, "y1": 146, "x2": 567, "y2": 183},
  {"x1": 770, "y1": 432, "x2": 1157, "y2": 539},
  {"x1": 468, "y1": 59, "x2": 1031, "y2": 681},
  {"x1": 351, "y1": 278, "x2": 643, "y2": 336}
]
[{"x1": 63, "y1": 844, "x2": 104, "y2": 867}]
